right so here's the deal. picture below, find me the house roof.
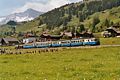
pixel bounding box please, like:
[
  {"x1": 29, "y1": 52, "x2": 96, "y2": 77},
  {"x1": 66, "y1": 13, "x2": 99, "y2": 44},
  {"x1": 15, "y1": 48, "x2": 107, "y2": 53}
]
[
  {"x1": 50, "y1": 35, "x2": 62, "y2": 38},
  {"x1": 62, "y1": 32, "x2": 72, "y2": 37},
  {"x1": 2, "y1": 38, "x2": 19, "y2": 44},
  {"x1": 40, "y1": 34, "x2": 50, "y2": 37},
  {"x1": 117, "y1": 31, "x2": 120, "y2": 33},
  {"x1": 0, "y1": 38, "x2": 2, "y2": 42},
  {"x1": 23, "y1": 37, "x2": 36, "y2": 40}
]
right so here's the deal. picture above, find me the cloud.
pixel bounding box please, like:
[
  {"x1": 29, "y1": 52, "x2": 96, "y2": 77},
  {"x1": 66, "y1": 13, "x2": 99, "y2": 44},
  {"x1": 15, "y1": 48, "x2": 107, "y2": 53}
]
[{"x1": 13, "y1": 0, "x2": 82, "y2": 13}]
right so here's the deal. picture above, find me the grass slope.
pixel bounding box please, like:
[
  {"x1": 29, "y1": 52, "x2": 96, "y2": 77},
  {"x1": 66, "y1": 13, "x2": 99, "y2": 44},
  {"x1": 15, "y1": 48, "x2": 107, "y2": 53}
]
[
  {"x1": 15, "y1": 6, "x2": 120, "y2": 33},
  {"x1": 0, "y1": 47, "x2": 120, "y2": 80},
  {"x1": 1, "y1": 6, "x2": 120, "y2": 34},
  {"x1": 84, "y1": 6, "x2": 120, "y2": 28},
  {"x1": 100, "y1": 38, "x2": 120, "y2": 45}
]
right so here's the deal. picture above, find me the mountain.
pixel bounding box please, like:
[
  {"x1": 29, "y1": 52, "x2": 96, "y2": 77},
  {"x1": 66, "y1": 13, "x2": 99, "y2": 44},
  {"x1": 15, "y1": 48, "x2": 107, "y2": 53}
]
[
  {"x1": 1, "y1": 0, "x2": 120, "y2": 37},
  {"x1": 0, "y1": 8, "x2": 44, "y2": 25},
  {"x1": 15, "y1": 0, "x2": 120, "y2": 33}
]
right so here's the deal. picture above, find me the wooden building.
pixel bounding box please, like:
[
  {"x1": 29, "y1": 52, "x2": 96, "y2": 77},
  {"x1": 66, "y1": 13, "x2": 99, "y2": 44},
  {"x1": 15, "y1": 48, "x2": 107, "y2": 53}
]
[
  {"x1": 73, "y1": 32, "x2": 94, "y2": 38},
  {"x1": 23, "y1": 37, "x2": 36, "y2": 44},
  {"x1": 0, "y1": 38, "x2": 2, "y2": 46},
  {"x1": 105, "y1": 27, "x2": 119, "y2": 37},
  {"x1": 24, "y1": 33, "x2": 36, "y2": 38},
  {"x1": 102, "y1": 27, "x2": 120, "y2": 37},
  {"x1": 40, "y1": 31, "x2": 94, "y2": 41},
  {"x1": 61, "y1": 32, "x2": 73, "y2": 39},
  {"x1": 40, "y1": 34, "x2": 63, "y2": 41},
  {"x1": 1, "y1": 38, "x2": 19, "y2": 46}
]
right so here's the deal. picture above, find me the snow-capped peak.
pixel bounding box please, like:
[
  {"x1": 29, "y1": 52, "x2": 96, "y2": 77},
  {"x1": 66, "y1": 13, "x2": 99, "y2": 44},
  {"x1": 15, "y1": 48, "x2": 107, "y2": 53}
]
[
  {"x1": 0, "y1": 8, "x2": 44, "y2": 25},
  {"x1": 15, "y1": 16, "x2": 34, "y2": 22}
]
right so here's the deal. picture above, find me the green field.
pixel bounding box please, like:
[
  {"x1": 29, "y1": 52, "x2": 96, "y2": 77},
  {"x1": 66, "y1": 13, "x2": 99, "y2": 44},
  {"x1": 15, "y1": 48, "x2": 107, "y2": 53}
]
[
  {"x1": 0, "y1": 47, "x2": 120, "y2": 80},
  {"x1": 100, "y1": 38, "x2": 120, "y2": 45}
]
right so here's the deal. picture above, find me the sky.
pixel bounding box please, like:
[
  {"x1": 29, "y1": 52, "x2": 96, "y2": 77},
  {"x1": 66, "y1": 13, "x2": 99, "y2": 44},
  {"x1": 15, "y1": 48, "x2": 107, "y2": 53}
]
[{"x1": 0, "y1": 0, "x2": 82, "y2": 16}]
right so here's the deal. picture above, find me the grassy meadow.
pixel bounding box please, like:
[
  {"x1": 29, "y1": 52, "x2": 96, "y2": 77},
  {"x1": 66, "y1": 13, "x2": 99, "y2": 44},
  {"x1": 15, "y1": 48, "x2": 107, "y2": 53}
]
[
  {"x1": 100, "y1": 38, "x2": 120, "y2": 45},
  {"x1": 0, "y1": 47, "x2": 120, "y2": 80}
]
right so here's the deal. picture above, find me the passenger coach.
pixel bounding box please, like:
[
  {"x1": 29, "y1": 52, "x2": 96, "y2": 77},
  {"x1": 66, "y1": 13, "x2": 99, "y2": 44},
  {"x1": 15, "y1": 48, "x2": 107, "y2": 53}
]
[{"x1": 22, "y1": 38, "x2": 100, "y2": 49}]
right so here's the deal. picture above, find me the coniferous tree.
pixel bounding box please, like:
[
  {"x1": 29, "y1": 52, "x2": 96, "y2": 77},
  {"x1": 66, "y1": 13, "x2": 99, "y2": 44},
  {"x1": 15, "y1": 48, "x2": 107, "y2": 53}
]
[
  {"x1": 91, "y1": 16, "x2": 100, "y2": 32},
  {"x1": 104, "y1": 19, "x2": 110, "y2": 28}
]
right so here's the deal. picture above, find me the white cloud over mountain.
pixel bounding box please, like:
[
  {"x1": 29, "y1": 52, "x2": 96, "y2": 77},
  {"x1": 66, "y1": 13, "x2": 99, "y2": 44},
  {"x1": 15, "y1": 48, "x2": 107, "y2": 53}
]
[{"x1": 13, "y1": 0, "x2": 82, "y2": 13}]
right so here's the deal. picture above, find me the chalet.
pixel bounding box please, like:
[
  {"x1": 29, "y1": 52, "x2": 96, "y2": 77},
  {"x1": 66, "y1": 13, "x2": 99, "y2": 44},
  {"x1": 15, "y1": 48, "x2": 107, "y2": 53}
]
[
  {"x1": 50, "y1": 35, "x2": 63, "y2": 40},
  {"x1": 102, "y1": 27, "x2": 120, "y2": 37},
  {"x1": 107, "y1": 27, "x2": 117, "y2": 37},
  {"x1": 116, "y1": 31, "x2": 120, "y2": 37},
  {"x1": 112, "y1": 25, "x2": 120, "y2": 29},
  {"x1": 40, "y1": 34, "x2": 50, "y2": 40},
  {"x1": 0, "y1": 38, "x2": 2, "y2": 46},
  {"x1": 40, "y1": 34, "x2": 63, "y2": 41},
  {"x1": 61, "y1": 32, "x2": 73, "y2": 39},
  {"x1": 80, "y1": 32, "x2": 94, "y2": 38},
  {"x1": 61, "y1": 32, "x2": 94, "y2": 38},
  {"x1": 1, "y1": 38, "x2": 19, "y2": 46},
  {"x1": 23, "y1": 37, "x2": 36, "y2": 44},
  {"x1": 24, "y1": 33, "x2": 36, "y2": 38},
  {"x1": 72, "y1": 32, "x2": 94, "y2": 38}
]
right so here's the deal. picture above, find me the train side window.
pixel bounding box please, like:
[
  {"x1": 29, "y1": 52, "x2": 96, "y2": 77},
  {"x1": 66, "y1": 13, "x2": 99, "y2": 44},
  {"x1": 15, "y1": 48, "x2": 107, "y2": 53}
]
[
  {"x1": 84, "y1": 40, "x2": 85, "y2": 42},
  {"x1": 88, "y1": 39, "x2": 90, "y2": 42},
  {"x1": 90, "y1": 39, "x2": 91, "y2": 42},
  {"x1": 83, "y1": 40, "x2": 85, "y2": 42},
  {"x1": 87, "y1": 39, "x2": 88, "y2": 42},
  {"x1": 90, "y1": 39, "x2": 92, "y2": 42},
  {"x1": 88, "y1": 40, "x2": 89, "y2": 42},
  {"x1": 85, "y1": 39, "x2": 88, "y2": 42}
]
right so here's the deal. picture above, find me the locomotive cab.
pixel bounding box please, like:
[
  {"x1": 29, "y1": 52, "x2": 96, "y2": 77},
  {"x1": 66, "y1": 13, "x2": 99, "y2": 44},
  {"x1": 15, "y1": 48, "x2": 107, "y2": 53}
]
[{"x1": 83, "y1": 38, "x2": 100, "y2": 46}]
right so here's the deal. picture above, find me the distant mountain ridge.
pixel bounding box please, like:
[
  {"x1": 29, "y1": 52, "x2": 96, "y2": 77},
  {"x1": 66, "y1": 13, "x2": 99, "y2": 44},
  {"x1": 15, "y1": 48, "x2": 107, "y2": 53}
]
[
  {"x1": 0, "y1": 8, "x2": 44, "y2": 25},
  {"x1": 1, "y1": 0, "x2": 120, "y2": 36}
]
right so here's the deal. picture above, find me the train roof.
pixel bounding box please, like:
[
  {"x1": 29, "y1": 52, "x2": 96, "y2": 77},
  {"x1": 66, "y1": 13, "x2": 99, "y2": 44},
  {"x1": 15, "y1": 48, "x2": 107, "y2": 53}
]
[{"x1": 72, "y1": 37, "x2": 96, "y2": 40}]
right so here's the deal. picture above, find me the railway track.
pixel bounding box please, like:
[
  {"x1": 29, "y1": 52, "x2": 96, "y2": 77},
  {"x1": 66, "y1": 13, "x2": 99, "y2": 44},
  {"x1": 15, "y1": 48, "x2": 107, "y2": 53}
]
[
  {"x1": 50, "y1": 45, "x2": 120, "y2": 49},
  {"x1": 69, "y1": 45, "x2": 120, "y2": 49},
  {"x1": 0, "y1": 45, "x2": 119, "y2": 55},
  {"x1": 24, "y1": 44, "x2": 120, "y2": 50}
]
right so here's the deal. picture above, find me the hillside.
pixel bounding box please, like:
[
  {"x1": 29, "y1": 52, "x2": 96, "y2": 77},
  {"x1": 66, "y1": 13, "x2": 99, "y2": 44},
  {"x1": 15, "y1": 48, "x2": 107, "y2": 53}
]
[
  {"x1": 1, "y1": 0, "x2": 120, "y2": 37},
  {"x1": 84, "y1": 6, "x2": 120, "y2": 32}
]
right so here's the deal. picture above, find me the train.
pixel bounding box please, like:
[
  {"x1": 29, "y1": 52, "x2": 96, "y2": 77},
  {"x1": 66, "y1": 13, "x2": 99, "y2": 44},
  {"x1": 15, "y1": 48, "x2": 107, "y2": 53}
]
[{"x1": 22, "y1": 38, "x2": 100, "y2": 49}]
